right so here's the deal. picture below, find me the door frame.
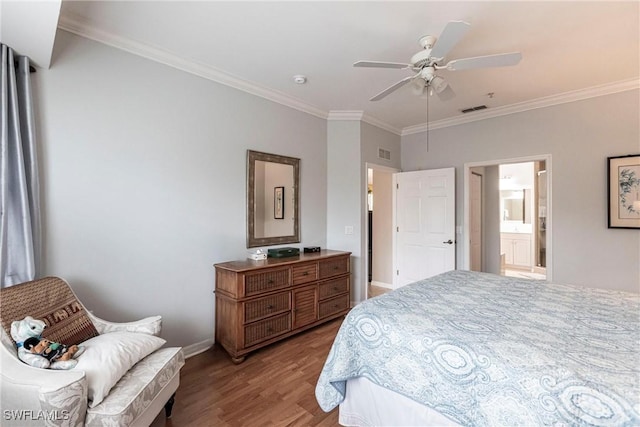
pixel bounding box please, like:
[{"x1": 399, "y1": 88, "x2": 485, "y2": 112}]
[
  {"x1": 364, "y1": 162, "x2": 400, "y2": 300},
  {"x1": 463, "y1": 154, "x2": 553, "y2": 280},
  {"x1": 470, "y1": 171, "x2": 483, "y2": 271}
]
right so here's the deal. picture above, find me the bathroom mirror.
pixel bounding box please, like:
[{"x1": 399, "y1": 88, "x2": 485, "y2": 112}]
[
  {"x1": 503, "y1": 198, "x2": 524, "y2": 222},
  {"x1": 500, "y1": 190, "x2": 531, "y2": 223},
  {"x1": 247, "y1": 150, "x2": 300, "y2": 248}
]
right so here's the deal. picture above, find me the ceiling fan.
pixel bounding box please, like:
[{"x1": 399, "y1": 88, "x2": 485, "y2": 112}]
[{"x1": 354, "y1": 21, "x2": 522, "y2": 102}]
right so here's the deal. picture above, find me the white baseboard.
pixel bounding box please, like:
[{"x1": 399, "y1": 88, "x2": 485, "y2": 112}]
[
  {"x1": 370, "y1": 280, "x2": 393, "y2": 289},
  {"x1": 182, "y1": 338, "x2": 215, "y2": 359}
]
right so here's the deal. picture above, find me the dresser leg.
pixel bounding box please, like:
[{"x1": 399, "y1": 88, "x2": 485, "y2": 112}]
[{"x1": 231, "y1": 355, "x2": 246, "y2": 364}]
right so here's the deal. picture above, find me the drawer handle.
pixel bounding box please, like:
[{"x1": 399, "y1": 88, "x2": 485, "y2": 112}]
[
  {"x1": 333, "y1": 286, "x2": 339, "y2": 291},
  {"x1": 334, "y1": 266, "x2": 339, "y2": 270},
  {"x1": 268, "y1": 279, "x2": 274, "y2": 284},
  {"x1": 267, "y1": 327, "x2": 273, "y2": 333},
  {"x1": 266, "y1": 304, "x2": 274, "y2": 310},
  {"x1": 333, "y1": 304, "x2": 340, "y2": 308},
  {"x1": 302, "y1": 271, "x2": 309, "y2": 276}
]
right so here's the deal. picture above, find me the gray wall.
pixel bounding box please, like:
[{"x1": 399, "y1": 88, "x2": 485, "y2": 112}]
[
  {"x1": 327, "y1": 120, "x2": 362, "y2": 302},
  {"x1": 360, "y1": 122, "x2": 401, "y2": 295},
  {"x1": 35, "y1": 31, "x2": 328, "y2": 348},
  {"x1": 484, "y1": 166, "x2": 501, "y2": 274},
  {"x1": 402, "y1": 90, "x2": 640, "y2": 292},
  {"x1": 327, "y1": 120, "x2": 400, "y2": 304}
]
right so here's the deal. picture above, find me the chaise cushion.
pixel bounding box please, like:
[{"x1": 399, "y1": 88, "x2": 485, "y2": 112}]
[
  {"x1": 85, "y1": 347, "x2": 185, "y2": 426},
  {"x1": 0, "y1": 277, "x2": 99, "y2": 346}
]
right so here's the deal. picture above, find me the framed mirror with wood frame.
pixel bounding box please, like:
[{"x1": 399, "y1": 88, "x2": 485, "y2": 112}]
[{"x1": 247, "y1": 150, "x2": 300, "y2": 247}]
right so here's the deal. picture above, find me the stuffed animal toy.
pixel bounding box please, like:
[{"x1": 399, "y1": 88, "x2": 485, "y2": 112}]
[
  {"x1": 23, "y1": 337, "x2": 81, "y2": 362},
  {"x1": 10, "y1": 316, "x2": 84, "y2": 370}
]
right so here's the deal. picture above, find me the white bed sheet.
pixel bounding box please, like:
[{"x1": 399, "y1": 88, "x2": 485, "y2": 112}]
[{"x1": 339, "y1": 377, "x2": 461, "y2": 427}]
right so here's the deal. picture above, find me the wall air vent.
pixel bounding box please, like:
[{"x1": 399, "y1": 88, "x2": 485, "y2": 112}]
[
  {"x1": 461, "y1": 105, "x2": 488, "y2": 114},
  {"x1": 378, "y1": 148, "x2": 391, "y2": 161}
]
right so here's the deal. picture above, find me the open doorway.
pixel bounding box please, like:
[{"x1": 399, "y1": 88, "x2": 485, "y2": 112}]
[
  {"x1": 498, "y1": 161, "x2": 547, "y2": 280},
  {"x1": 464, "y1": 155, "x2": 552, "y2": 281},
  {"x1": 365, "y1": 164, "x2": 398, "y2": 299}
]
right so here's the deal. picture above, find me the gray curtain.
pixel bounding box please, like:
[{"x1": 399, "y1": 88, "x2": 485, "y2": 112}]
[{"x1": 0, "y1": 44, "x2": 41, "y2": 287}]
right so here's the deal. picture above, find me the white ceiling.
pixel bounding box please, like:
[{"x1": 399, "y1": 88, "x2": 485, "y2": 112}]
[{"x1": 50, "y1": 2, "x2": 640, "y2": 133}]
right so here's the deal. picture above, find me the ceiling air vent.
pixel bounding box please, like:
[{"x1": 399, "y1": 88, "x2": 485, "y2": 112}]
[
  {"x1": 461, "y1": 105, "x2": 488, "y2": 114},
  {"x1": 378, "y1": 148, "x2": 391, "y2": 161}
]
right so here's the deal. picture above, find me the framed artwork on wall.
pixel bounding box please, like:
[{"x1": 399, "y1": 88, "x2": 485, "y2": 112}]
[
  {"x1": 608, "y1": 154, "x2": 640, "y2": 229},
  {"x1": 274, "y1": 186, "x2": 284, "y2": 219}
]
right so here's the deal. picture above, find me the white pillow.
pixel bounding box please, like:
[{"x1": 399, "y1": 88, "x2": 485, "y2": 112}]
[{"x1": 73, "y1": 331, "x2": 166, "y2": 408}]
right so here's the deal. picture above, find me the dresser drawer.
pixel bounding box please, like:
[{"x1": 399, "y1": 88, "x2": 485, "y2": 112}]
[
  {"x1": 319, "y1": 256, "x2": 349, "y2": 279},
  {"x1": 244, "y1": 292, "x2": 291, "y2": 323},
  {"x1": 244, "y1": 313, "x2": 291, "y2": 347},
  {"x1": 318, "y1": 277, "x2": 349, "y2": 300},
  {"x1": 244, "y1": 267, "x2": 290, "y2": 296},
  {"x1": 292, "y1": 263, "x2": 318, "y2": 285},
  {"x1": 318, "y1": 294, "x2": 350, "y2": 319}
]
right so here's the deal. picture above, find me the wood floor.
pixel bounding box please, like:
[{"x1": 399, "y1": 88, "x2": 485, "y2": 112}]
[
  {"x1": 367, "y1": 283, "x2": 392, "y2": 298},
  {"x1": 503, "y1": 267, "x2": 546, "y2": 280},
  {"x1": 150, "y1": 318, "x2": 342, "y2": 427}
]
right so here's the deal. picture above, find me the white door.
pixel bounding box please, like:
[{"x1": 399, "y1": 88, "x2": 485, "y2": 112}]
[
  {"x1": 470, "y1": 172, "x2": 482, "y2": 271},
  {"x1": 394, "y1": 168, "x2": 455, "y2": 287}
]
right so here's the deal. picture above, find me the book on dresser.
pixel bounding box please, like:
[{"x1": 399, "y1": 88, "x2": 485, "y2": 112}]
[{"x1": 214, "y1": 249, "x2": 351, "y2": 363}]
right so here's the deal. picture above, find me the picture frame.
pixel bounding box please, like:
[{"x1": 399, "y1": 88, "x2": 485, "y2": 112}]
[
  {"x1": 608, "y1": 154, "x2": 640, "y2": 229},
  {"x1": 274, "y1": 186, "x2": 284, "y2": 219}
]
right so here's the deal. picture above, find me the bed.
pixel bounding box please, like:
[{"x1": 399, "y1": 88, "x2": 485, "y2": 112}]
[{"x1": 315, "y1": 270, "x2": 640, "y2": 426}]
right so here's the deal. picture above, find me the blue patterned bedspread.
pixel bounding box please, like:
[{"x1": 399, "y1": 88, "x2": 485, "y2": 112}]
[{"x1": 315, "y1": 270, "x2": 640, "y2": 426}]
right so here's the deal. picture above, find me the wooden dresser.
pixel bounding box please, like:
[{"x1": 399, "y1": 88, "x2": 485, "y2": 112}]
[{"x1": 214, "y1": 250, "x2": 351, "y2": 363}]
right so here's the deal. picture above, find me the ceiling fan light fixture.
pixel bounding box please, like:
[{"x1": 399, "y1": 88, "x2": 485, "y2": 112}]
[
  {"x1": 411, "y1": 77, "x2": 426, "y2": 95},
  {"x1": 420, "y1": 66, "x2": 436, "y2": 81},
  {"x1": 431, "y1": 76, "x2": 448, "y2": 94}
]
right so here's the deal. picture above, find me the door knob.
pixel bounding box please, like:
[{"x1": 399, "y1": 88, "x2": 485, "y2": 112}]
[{"x1": 443, "y1": 239, "x2": 454, "y2": 244}]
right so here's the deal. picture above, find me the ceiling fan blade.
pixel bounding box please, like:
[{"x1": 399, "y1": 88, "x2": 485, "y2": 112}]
[
  {"x1": 430, "y1": 21, "x2": 471, "y2": 60},
  {"x1": 444, "y1": 52, "x2": 522, "y2": 71},
  {"x1": 354, "y1": 60, "x2": 410, "y2": 69},
  {"x1": 370, "y1": 74, "x2": 416, "y2": 101}
]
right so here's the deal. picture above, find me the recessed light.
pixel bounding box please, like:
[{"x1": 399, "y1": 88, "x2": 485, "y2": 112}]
[{"x1": 293, "y1": 75, "x2": 307, "y2": 84}]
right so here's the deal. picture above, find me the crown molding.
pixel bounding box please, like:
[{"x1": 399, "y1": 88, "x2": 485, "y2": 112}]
[
  {"x1": 59, "y1": 14, "x2": 408, "y2": 133},
  {"x1": 327, "y1": 111, "x2": 402, "y2": 135},
  {"x1": 327, "y1": 110, "x2": 364, "y2": 121},
  {"x1": 362, "y1": 114, "x2": 402, "y2": 136},
  {"x1": 57, "y1": 15, "x2": 638, "y2": 137},
  {"x1": 401, "y1": 78, "x2": 640, "y2": 136},
  {"x1": 58, "y1": 15, "x2": 329, "y2": 120}
]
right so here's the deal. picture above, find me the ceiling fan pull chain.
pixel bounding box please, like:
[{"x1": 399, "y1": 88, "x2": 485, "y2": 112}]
[{"x1": 426, "y1": 92, "x2": 430, "y2": 153}]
